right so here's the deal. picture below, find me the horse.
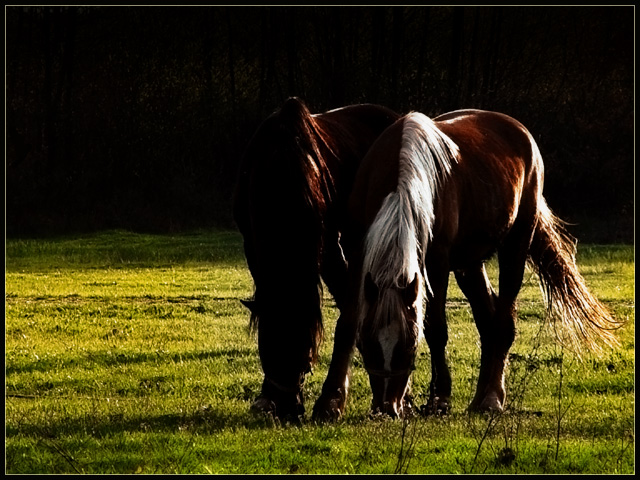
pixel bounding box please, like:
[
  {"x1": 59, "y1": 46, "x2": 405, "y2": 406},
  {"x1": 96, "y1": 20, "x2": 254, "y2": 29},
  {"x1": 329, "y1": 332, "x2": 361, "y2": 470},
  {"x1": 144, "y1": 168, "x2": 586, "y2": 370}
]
[
  {"x1": 312, "y1": 109, "x2": 620, "y2": 420},
  {"x1": 233, "y1": 97, "x2": 400, "y2": 420}
]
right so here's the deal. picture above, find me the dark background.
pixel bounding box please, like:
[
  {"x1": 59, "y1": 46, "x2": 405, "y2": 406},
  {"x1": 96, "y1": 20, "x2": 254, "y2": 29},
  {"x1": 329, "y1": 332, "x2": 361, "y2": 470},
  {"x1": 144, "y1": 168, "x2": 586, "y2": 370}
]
[{"x1": 5, "y1": 6, "x2": 634, "y2": 242}]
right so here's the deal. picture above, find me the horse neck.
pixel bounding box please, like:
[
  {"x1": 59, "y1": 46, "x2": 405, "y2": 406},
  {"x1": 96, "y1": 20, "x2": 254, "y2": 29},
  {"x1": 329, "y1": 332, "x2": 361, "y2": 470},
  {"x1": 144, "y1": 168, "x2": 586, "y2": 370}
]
[{"x1": 315, "y1": 105, "x2": 402, "y2": 185}]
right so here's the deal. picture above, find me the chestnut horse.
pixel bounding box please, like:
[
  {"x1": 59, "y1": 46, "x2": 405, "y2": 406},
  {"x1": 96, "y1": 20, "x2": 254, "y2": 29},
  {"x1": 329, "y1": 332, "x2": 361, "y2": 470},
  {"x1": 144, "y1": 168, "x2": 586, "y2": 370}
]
[
  {"x1": 313, "y1": 110, "x2": 619, "y2": 420},
  {"x1": 233, "y1": 97, "x2": 399, "y2": 420}
]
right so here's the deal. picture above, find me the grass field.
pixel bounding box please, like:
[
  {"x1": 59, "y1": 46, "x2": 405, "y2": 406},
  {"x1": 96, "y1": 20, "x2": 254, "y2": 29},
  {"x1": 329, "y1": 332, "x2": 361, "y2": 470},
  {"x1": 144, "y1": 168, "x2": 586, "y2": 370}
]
[{"x1": 5, "y1": 230, "x2": 635, "y2": 474}]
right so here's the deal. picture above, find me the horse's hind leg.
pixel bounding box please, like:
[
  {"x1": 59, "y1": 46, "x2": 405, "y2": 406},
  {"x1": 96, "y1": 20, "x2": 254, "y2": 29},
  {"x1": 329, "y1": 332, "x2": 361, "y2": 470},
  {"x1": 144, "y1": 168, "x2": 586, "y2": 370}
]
[
  {"x1": 468, "y1": 224, "x2": 534, "y2": 412},
  {"x1": 454, "y1": 264, "x2": 499, "y2": 410}
]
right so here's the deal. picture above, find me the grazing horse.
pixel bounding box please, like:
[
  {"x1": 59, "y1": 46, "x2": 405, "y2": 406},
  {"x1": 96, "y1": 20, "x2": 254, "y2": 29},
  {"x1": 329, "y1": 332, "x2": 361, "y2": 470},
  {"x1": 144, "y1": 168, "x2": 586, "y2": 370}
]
[
  {"x1": 233, "y1": 97, "x2": 399, "y2": 420},
  {"x1": 313, "y1": 109, "x2": 619, "y2": 420}
]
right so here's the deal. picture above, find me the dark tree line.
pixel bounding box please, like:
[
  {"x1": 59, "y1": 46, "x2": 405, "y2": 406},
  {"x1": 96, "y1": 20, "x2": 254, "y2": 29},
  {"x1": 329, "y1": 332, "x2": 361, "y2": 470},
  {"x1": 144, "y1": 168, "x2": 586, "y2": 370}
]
[{"x1": 6, "y1": 6, "x2": 634, "y2": 241}]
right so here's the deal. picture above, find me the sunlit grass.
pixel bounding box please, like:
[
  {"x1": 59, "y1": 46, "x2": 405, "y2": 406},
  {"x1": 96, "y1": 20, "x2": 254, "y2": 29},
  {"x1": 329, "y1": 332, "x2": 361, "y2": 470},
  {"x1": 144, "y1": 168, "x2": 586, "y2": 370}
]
[{"x1": 5, "y1": 231, "x2": 634, "y2": 473}]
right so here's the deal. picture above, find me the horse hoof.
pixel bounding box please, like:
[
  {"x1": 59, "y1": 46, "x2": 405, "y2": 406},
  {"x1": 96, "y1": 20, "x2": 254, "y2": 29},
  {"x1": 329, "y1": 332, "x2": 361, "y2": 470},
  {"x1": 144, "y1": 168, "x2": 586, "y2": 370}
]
[
  {"x1": 251, "y1": 395, "x2": 277, "y2": 415},
  {"x1": 312, "y1": 396, "x2": 345, "y2": 422},
  {"x1": 312, "y1": 402, "x2": 343, "y2": 422},
  {"x1": 314, "y1": 407, "x2": 342, "y2": 422},
  {"x1": 420, "y1": 403, "x2": 450, "y2": 416},
  {"x1": 479, "y1": 399, "x2": 503, "y2": 413},
  {"x1": 469, "y1": 393, "x2": 503, "y2": 413},
  {"x1": 250, "y1": 395, "x2": 304, "y2": 422},
  {"x1": 402, "y1": 402, "x2": 416, "y2": 418},
  {"x1": 420, "y1": 397, "x2": 450, "y2": 416}
]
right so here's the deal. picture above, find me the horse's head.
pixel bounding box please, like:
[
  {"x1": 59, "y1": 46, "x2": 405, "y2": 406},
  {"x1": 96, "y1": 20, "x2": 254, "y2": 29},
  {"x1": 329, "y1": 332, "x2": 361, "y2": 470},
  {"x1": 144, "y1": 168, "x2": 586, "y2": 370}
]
[{"x1": 357, "y1": 272, "x2": 423, "y2": 418}]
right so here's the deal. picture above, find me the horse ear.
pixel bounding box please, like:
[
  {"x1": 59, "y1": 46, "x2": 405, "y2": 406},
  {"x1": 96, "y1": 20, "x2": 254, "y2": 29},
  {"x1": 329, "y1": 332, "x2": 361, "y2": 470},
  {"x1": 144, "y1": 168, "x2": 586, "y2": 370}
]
[
  {"x1": 402, "y1": 274, "x2": 420, "y2": 306},
  {"x1": 364, "y1": 272, "x2": 379, "y2": 304},
  {"x1": 240, "y1": 299, "x2": 258, "y2": 313}
]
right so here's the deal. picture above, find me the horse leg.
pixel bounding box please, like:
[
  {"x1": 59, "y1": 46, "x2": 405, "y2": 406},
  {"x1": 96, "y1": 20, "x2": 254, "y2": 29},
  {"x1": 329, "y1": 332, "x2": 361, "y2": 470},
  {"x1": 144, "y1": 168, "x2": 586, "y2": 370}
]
[
  {"x1": 312, "y1": 251, "x2": 361, "y2": 422},
  {"x1": 454, "y1": 264, "x2": 499, "y2": 409},
  {"x1": 421, "y1": 254, "x2": 452, "y2": 416},
  {"x1": 320, "y1": 231, "x2": 349, "y2": 310},
  {"x1": 312, "y1": 305, "x2": 358, "y2": 421},
  {"x1": 469, "y1": 225, "x2": 534, "y2": 412}
]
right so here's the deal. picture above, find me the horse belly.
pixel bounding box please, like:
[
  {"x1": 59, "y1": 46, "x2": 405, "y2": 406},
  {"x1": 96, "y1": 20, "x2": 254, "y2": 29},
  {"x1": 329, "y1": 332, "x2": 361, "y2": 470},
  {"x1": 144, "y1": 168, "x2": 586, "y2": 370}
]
[{"x1": 442, "y1": 182, "x2": 524, "y2": 270}]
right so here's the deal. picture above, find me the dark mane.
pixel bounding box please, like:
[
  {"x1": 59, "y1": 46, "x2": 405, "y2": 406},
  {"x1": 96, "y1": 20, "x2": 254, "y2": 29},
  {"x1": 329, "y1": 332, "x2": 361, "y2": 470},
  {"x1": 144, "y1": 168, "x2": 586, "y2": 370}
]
[
  {"x1": 278, "y1": 97, "x2": 338, "y2": 222},
  {"x1": 233, "y1": 97, "x2": 400, "y2": 418},
  {"x1": 234, "y1": 98, "x2": 334, "y2": 361}
]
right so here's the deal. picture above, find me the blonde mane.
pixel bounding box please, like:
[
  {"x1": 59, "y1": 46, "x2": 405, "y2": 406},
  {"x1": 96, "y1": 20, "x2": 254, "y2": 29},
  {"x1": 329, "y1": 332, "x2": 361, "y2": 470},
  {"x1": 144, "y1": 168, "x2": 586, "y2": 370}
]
[{"x1": 359, "y1": 112, "x2": 459, "y2": 337}]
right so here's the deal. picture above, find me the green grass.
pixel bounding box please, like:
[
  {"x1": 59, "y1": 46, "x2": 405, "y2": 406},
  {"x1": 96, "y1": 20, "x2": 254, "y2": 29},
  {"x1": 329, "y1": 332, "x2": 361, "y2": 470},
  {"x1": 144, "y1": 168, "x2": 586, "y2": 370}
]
[{"x1": 5, "y1": 230, "x2": 635, "y2": 474}]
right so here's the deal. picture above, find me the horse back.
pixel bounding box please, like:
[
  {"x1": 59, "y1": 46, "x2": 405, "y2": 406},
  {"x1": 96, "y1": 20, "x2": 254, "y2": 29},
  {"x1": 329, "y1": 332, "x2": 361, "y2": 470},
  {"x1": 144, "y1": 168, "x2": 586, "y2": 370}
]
[{"x1": 431, "y1": 110, "x2": 543, "y2": 264}]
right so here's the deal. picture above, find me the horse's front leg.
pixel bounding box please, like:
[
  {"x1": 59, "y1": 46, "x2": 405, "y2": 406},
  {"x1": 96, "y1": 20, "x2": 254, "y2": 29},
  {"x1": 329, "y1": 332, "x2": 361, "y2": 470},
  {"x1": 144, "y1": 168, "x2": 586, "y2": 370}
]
[
  {"x1": 313, "y1": 228, "x2": 361, "y2": 421},
  {"x1": 312, "y1": 304, "x2": 358, "y2": 421},
  {"x1": 421, "y1": 253, "x2": 452, "y2": 416}
]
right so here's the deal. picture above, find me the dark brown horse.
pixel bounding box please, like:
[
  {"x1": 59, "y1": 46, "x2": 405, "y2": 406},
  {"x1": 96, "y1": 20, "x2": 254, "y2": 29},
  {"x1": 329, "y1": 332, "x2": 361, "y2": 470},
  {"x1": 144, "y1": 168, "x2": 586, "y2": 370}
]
[
  {"x1": 233, "y1": 97, "x2": 399, "y2": 420},
  {"x1": 313, "y1": 109, "x2": 620, "y2": 420}
]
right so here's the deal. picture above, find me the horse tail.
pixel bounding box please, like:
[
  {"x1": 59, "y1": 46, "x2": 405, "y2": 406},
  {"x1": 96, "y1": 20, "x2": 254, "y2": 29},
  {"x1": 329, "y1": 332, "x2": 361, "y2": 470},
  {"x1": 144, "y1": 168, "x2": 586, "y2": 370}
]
[{"x1": 528, "y1": 199, "x2": 621, "y2": 354}]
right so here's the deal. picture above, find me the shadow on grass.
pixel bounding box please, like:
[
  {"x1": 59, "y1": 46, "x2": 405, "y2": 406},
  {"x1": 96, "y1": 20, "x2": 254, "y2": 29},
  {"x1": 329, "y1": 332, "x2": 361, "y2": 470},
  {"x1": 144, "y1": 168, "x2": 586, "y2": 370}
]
[
  {"x1": 7, "y1": 399, "x2": 290, "y2": 442},
  {"x1": 6, "y1": 230, "x2": 247, "y2": 271},
  {"x1": 6, "y1": 346, "x2": 256, "y2": 377}
]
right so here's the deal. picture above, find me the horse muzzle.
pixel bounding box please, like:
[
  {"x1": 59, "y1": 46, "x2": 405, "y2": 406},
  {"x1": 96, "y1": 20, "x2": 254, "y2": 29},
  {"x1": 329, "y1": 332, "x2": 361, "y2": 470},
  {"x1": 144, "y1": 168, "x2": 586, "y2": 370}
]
[{"x1": 367, "y1": 368, "x2": 412, "y2": 418}]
